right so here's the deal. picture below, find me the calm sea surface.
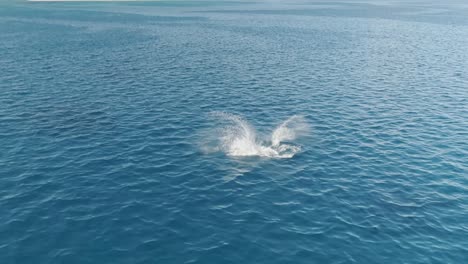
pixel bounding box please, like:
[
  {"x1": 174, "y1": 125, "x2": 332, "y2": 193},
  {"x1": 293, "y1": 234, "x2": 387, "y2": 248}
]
[{"x1": 1, "y1": 1, "x2": 468, "y2": 263}]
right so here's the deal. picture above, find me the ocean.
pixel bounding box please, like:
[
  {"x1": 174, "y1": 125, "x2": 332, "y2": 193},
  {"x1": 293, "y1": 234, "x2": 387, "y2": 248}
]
[{"x1": 1, "y1": 0, "x2": 467, "y2": 263}]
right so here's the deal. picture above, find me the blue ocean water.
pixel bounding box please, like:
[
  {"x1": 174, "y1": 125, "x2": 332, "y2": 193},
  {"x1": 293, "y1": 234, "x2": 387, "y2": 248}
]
[{"x1": 1, "y1": 0, "x2": 468, "y2": 263}]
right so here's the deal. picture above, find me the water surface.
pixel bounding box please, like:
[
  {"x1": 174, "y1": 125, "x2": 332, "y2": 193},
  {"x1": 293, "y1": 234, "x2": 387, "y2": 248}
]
[{"x1": 1, "y1": 1, "x2": 467, "y2": 263}]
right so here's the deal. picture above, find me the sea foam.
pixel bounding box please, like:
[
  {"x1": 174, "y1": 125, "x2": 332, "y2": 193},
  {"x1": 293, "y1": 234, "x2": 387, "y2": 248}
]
[{"x1": 206, "y1": 112, "x2": 309, "y2": 158}]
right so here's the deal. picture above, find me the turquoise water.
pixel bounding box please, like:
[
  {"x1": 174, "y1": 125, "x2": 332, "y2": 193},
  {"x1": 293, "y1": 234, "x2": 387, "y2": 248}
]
[{"x1": 1, "y1": 1, "x2": 468, "y2": 263}]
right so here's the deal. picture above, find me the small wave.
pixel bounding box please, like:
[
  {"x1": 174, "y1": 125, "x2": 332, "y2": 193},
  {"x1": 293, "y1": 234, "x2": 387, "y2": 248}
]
[{"x1": 204, "y1": 112, "x2": 309, "y2": 158}]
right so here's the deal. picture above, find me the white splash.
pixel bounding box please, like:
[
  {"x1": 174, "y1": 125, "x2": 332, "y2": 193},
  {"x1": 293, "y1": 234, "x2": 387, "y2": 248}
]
[{"x1": 208, "y1": 112, "x2": 309, "y2": 158}]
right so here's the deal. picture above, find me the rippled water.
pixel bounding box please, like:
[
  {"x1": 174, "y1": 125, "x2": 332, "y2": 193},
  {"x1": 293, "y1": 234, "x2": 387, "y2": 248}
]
[{"x1": 1, "y1": 1, "x2": 468, "y2": 263}]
